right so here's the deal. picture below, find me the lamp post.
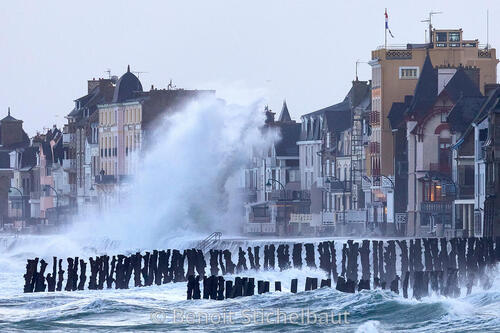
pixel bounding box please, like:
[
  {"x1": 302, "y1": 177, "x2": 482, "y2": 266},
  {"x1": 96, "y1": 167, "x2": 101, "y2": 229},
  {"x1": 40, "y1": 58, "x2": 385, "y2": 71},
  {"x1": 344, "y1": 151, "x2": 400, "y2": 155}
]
[
  {"x1": 8, "y1": 186, "x2": 24, "y2": 220},
  {"x1": 43, "y1": 185, "x2": 60, "y2": 225},
  {"x1": 325, "y1": 176, "x2": 347, "y2": 226},
  {"x1": 266, "y1": 178, "x2": 287, "y2": 235}
]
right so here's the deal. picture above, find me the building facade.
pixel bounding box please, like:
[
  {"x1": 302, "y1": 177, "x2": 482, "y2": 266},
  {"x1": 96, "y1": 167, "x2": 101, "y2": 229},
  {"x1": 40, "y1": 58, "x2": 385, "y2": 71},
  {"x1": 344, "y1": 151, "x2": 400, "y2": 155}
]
[{"x1": 369, "y1": 29, "x2": 498, "y2": 230}]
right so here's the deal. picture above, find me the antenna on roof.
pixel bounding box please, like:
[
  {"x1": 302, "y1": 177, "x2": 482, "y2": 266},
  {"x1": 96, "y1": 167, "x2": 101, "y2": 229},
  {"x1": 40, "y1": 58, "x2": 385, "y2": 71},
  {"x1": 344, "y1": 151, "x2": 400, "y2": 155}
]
[
  {"x1": 105, "y1": 69, "x2": 111, "y2": 79},
  {"x1": 167, "y1": 79, "x2": 176, "y2": 90},
  {"x1": 487, "y1": 9, "x2": 490, "y2": 50},
  {"x1": 421, "y1": 10, "x2": 443, "y2": 44},
  {"x1": 132, "y1": 71, "x2": 148, "y2": 79},
  {"x1": 355, "y1": 60, "x2": 367, "y2": 81}
]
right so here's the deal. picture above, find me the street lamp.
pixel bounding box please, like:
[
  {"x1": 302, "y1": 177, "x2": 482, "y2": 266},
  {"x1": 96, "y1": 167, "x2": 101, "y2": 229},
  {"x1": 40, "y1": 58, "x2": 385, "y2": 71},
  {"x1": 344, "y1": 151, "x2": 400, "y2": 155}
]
[
  {"x1": 8, "y1": 186, "x2": 24, "y2": 220},
  {"x1": 266, "y1": 178, "x2": 286, "y2": 200},
  {"x1": 266, "y1": 178, "x2": 287, "y2": 235},
  {"x1": 43, "y1": 185, "x2": 60, "y2": 225}
]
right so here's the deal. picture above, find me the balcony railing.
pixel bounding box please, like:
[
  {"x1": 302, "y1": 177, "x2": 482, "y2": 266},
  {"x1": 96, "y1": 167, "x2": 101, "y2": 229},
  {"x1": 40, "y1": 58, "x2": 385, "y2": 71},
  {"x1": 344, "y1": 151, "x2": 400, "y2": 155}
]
[
  {"x1": 95, "y1": 175, "x2": 117, "y2": 184},
  {"x1": 385, "y1": 49, "x2": 413, "y2": 59},
  {"x1": 270, "y1": 190, "x2": 310, "y2": 201},
  {"x1": 420, "y1": 201, "x2": 452, "y2": 214}
]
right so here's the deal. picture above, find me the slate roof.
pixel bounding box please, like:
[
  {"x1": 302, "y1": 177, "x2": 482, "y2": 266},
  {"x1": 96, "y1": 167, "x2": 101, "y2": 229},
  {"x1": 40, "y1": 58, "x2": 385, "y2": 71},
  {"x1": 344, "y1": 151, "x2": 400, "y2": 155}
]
[
  {"x1": 441, "y1": 68, "x2": 482, "y2": 102},
  {"x1": 453, "y1": 87, "x2": 500, "y2": 147},
  {"x1": 407, "y1": 53, "x2": 438, "y2": 119},
  {"x1": 20, "y1": 146, "x2": 37, "y2": 168},
  {"x1": 324, "y1": 109, "x2": 352, "y2": 132},
  {"x1": 68, "y1": 79, "x2": 115, "y2": 120},
  {"x1": 112, "y1": 65, "x2": 143, "y2": 103},
  {"x1": 299, "y1": 81, "x2": 371, "y2": 141},
  {"x1": 278, "y1": 100, "x2": 292, "y2": 122},
  {"x1": 393, "y1": 53, "x2": 483, "y2": 131},
  {"x1": 275, "y1": 122, "x2": 300, "y2": 156},
  {"x1": 0, "y1": 113, "x2": 20, "y2": 123},
  {"x1": 447, "y1": 96, "x2": 487, "y2": 133}
]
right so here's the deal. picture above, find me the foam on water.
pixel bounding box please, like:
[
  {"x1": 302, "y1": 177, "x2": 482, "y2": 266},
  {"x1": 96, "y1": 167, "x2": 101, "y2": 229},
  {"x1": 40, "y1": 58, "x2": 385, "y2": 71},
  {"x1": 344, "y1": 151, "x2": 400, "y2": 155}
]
[
  {"x1": 1, "y1": 234, "x2": 500, "y2": 332},
  {"x1": 1, "y1": 99, "x2": 499, "y2": 331}
]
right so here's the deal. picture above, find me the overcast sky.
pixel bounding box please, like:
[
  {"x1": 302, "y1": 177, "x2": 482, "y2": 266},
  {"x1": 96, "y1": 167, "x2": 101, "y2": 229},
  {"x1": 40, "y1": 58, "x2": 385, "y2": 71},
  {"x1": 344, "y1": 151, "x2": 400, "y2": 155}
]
[{"x1": 1, "y1": 0, "x2": 499, "y2": 135}]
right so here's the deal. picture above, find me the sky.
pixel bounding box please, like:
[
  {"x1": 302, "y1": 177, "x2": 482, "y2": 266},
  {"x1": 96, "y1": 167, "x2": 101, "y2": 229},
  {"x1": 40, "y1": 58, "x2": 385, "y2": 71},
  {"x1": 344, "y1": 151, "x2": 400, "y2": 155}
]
[{"x1": 1, "y1": 0, "x2": 500, "y2": 135}]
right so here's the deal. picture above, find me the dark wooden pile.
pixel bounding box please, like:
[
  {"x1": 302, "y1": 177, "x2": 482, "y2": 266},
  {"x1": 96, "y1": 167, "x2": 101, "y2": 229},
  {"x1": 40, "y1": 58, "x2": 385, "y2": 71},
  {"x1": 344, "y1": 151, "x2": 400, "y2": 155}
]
[{"x1": 23, "y1": 237, "x2": 500, "y2": 300}]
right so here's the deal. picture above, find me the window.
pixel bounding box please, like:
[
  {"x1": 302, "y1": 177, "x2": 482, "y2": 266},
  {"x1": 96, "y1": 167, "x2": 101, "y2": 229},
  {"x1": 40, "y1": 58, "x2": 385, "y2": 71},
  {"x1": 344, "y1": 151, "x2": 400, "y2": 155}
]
[
  {"x1": 399, "y1": 67, "x2": 419, "y2": 79},
  {"x1": 439, "y1": 141, "x2": 451, "y2": 172},
  {"x1": 449, "y1": 43, "x2": 460, "y2": 48},
  {"x1": 479, "y1": 128, "x2": 488, "y2": 141},
  {"x1": 462, "y1": 42, "x2": 476, "y2": 47},
  {"x1": 423, "y1": 181, "x2": 443, "y2": 202},
  {"x1": 449, "y1": 32, "x2": 460, "y2": 42},
  {"x1": 436, "y1": 32, "x2": 447, "y2": 42},
  {"x1": 436, "y1": 43, "x2": 447, "y2": 48}
]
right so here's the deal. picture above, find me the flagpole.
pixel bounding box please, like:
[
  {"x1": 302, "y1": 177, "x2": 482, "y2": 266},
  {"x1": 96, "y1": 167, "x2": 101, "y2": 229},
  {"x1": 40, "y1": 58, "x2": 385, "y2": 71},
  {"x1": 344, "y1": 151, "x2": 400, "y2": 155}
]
[{"x1": 385, "y1": 8, "x2": 387, "y2": 50}]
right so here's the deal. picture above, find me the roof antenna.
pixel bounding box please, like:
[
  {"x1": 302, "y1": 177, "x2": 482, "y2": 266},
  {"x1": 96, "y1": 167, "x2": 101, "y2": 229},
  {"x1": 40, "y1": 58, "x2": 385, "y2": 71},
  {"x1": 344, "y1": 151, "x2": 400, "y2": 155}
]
[
  {"x1": 355, "y1": 60, "x2": 367, "y2": 81},
  {"x1": 8, "y1": 107, "x2": 10, "y2": 116},
  {"x1": 421, "y1": 10, "x2": 443, "y2": 44},
  {"x1": 487, "y1": 9, "x2": 490, "y2": 50},
  {"x1": 132, "y1": 70, "x2": 148, "y2": 79},
  {"x1": 167, "y1": 79, "x2": 176, "y2": 90},
  {"x1": 105, "y1": 68, "x2": 111, "y2": 79}
]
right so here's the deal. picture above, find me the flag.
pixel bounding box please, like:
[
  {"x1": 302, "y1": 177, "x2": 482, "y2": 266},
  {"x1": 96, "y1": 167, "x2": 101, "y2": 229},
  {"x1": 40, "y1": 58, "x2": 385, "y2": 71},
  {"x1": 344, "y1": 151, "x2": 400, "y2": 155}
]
[{"x1": 385, "y1": 9, "x2": 395, "y2": 38}]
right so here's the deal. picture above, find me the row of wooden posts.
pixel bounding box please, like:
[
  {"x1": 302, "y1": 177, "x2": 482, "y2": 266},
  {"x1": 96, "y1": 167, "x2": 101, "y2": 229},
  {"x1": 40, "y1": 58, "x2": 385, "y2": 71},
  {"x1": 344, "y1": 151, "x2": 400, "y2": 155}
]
[
  {"x1": 187, "y1": 275, "x2": 334, "y2": 300},
  {"x1": 24, "y1": 237, "x2": 500, "y2": 299}
]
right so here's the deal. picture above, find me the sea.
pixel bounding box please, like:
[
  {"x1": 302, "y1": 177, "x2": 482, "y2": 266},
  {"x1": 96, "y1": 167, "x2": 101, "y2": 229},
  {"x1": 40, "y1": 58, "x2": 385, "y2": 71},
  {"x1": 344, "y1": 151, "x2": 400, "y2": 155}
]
[{"x1": 0, "y1": 234, "x2": 499, "y2": 333}]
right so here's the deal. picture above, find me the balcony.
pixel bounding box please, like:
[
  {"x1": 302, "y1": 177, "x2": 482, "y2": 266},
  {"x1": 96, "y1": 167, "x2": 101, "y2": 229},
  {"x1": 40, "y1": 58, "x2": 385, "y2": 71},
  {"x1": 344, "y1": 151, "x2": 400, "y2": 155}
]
[
  {"x1": 420, "y1": 201, "x2": 452, "y2": 214},
  {"x1": 346, "y1": 209, "x2": 368, "y2": 223},
  {"x1": 369, "y1": 111, "x2": 380, "y2": 125},
  {"x1": 290, "y1": 213, "x2": 313, "y2": 224},
  {"x1": 95, "y1": 175, "x2": 117, "y2": 184},
  {"x1": 324, "y1": 180, "x2": 352, "y2": 193},
  {"x1": 244, "y1": 222, "x2": 276, "y2": 234},
  {"x1": 322, "y1": 211, "x2": 335, "y2": 225},
  {"x1": 369, "y1": 142, "x2": 380, "y2": 154},
  {"x1": 270, "y1": 190, "x2": 310, "y2": 201}
]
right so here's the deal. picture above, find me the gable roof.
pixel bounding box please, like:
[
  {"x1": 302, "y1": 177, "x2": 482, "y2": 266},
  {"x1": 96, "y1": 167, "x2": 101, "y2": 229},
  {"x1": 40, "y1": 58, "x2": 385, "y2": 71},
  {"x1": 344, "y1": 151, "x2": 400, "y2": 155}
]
[
  {"x1": 278, "y1": 100, "x2": 292, "y2": 122},
  {"x1": 407, "y1": 53, "x2": 438, "y2": 119}
]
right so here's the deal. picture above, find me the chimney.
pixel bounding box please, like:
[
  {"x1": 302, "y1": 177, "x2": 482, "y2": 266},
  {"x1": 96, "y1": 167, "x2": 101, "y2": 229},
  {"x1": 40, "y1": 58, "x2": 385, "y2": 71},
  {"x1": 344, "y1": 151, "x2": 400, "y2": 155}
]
[{"x1": 87, "y1": 78, "x2": 100, "y2": 93}]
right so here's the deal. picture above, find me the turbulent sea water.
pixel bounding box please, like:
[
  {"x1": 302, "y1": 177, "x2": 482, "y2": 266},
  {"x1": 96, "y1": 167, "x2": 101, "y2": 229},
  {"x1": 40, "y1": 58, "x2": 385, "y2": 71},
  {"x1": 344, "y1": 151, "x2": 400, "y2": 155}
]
[{"x1": 0, "y1": 235, "x2": 499, "y2": 333}]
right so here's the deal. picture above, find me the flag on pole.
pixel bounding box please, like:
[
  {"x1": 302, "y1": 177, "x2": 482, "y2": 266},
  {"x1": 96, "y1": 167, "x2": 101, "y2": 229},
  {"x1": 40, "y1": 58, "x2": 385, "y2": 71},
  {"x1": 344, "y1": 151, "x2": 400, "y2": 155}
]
[{"x1": 385, "y1": 9, "x2": 395, "y2": 38}]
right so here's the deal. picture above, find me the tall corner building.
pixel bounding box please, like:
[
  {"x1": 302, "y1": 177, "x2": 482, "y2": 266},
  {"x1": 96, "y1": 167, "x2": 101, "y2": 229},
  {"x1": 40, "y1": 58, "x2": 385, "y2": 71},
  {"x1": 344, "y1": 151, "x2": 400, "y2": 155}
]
[{"x1": 368, "y1": 29, "x2": 498, "y2": 178}]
